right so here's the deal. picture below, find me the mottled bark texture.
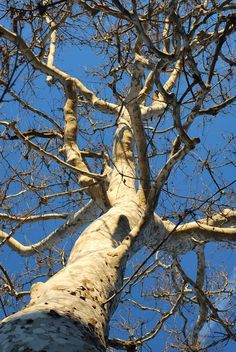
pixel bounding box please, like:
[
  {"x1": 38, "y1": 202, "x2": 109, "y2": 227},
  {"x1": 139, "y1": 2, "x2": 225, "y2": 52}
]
[{"x1": 0, "y1": 201, "x2": 143, "y2": 352}]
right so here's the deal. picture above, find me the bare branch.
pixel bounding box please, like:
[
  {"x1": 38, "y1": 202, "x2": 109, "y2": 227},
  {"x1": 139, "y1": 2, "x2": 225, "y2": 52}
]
[
  {"x1": 135, "y1": 291, "x2": 183, "y2": 345},
  {"x1": 62, "y1": 78, "x2": 110, "y2": 207},
  {"x1": 147, "y1": 140, "x2": 199, "y2": 215},
  {"x1": 0, "y1": 121, "x2": 106, "y2": 180},
  {"x1": 161, "y1": 209, "x2": 236, "y2": 255},
  {"x1": 199, "y1": 96, "x2": 236, "y2": 116},
  {"x1": 175, "y1": 259, "x2": 236, "y2": 342},
  {"x1": 0, "y1": 79, "x2": 63, "y2": 131},
  {"x1": 207, "y1": 21, "x2": 231, "y2": 85},
  {"x1": 192, "y1": 246, "x2": 208, "y2": 347},
  {"x1": 0, "y1": 200, "x2": 99, "y2": 256},
  {"x1": 0, "y1": 25, "x2": 119, "y2": 114},
  {"x1": 0, "y1": 212, "x2": 69, "y2": 222},
  {"x1": 175, "y1": 220, "x2": 236, "y2": 241},
  {"x1": 44, "y1": 17, "x2": 57, "y2": 84},
  {"x1": 0, "y1": 263, "x2": 30, "y2": 298},
  {"x1": 126, "y1": 55, "x2": 151, "y2": 204}
]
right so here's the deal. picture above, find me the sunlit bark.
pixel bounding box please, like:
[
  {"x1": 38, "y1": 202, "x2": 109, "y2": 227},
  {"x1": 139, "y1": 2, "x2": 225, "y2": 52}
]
[{"x1": 0, "y1": 1, "x2": 235, "y2": 351}]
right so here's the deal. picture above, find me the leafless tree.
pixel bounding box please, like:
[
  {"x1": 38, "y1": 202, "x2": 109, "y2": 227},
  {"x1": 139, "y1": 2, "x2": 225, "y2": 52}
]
[{"x1": 0, "y1": 1, "x2": 235, "y2": 351}]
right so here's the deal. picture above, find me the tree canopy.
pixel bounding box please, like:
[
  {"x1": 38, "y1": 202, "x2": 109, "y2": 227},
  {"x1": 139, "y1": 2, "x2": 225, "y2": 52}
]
[{"x1": 0, "y1": 1, "x2": 236, "y2": 351}]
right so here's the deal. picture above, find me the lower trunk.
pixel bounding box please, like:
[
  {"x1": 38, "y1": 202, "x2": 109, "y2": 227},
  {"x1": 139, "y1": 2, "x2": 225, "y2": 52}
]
[{"x1": 0, "y1": 201, "x2": 142, "y2": 351}]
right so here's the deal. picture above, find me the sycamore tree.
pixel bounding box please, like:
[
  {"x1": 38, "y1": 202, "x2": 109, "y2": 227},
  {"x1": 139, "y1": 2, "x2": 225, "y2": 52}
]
[{"x1": 0, "y1": 0, "x2": 236, "y2": 351}]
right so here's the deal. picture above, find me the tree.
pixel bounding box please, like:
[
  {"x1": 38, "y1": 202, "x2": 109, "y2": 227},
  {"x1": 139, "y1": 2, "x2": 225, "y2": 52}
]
[{"x1": 0, "y1": 0, "x2": 235, "y2": 351}]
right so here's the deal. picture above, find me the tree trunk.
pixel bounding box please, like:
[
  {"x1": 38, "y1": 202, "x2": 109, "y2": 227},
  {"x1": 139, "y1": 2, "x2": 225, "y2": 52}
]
[
  {"x1": 1, "y1": 3, "x2": 236, "y2": 351},
  {"x1": 0, "y1": 201, "x2": 142, "y2": 351}
]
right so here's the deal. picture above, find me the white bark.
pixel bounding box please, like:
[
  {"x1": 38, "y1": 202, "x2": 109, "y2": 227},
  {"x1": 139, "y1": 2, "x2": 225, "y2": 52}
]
[
  {"x1": 1, "y1": 196, "x2": 234, "y2": 351},
  {"x1": 0, "y1": 201, "x2": 143, "y2": 351}
]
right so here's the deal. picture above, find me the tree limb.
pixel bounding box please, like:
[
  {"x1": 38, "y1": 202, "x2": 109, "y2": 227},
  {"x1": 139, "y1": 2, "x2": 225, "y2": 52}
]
[
  {"x1": 62, "y1": 78, "x2": 110, "y2": 208},
  {"x1": 0, "y1": 121, "x2": 106, "y2": 180},
  {"x1": 126, "y1": 54, "x2": 151, "y2": 204},
  {"x1": 0, "y1": 200, "x2": 100, "y2": 256},
  {"x1": 0, "y1": 25, "x2": 119, "y2": 114}
]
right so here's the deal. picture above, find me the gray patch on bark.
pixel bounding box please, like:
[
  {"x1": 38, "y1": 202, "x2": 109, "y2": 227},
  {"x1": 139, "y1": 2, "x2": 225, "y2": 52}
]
[{"x1": 0, "y1": 312, "x2": 105, "y2": 352}]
